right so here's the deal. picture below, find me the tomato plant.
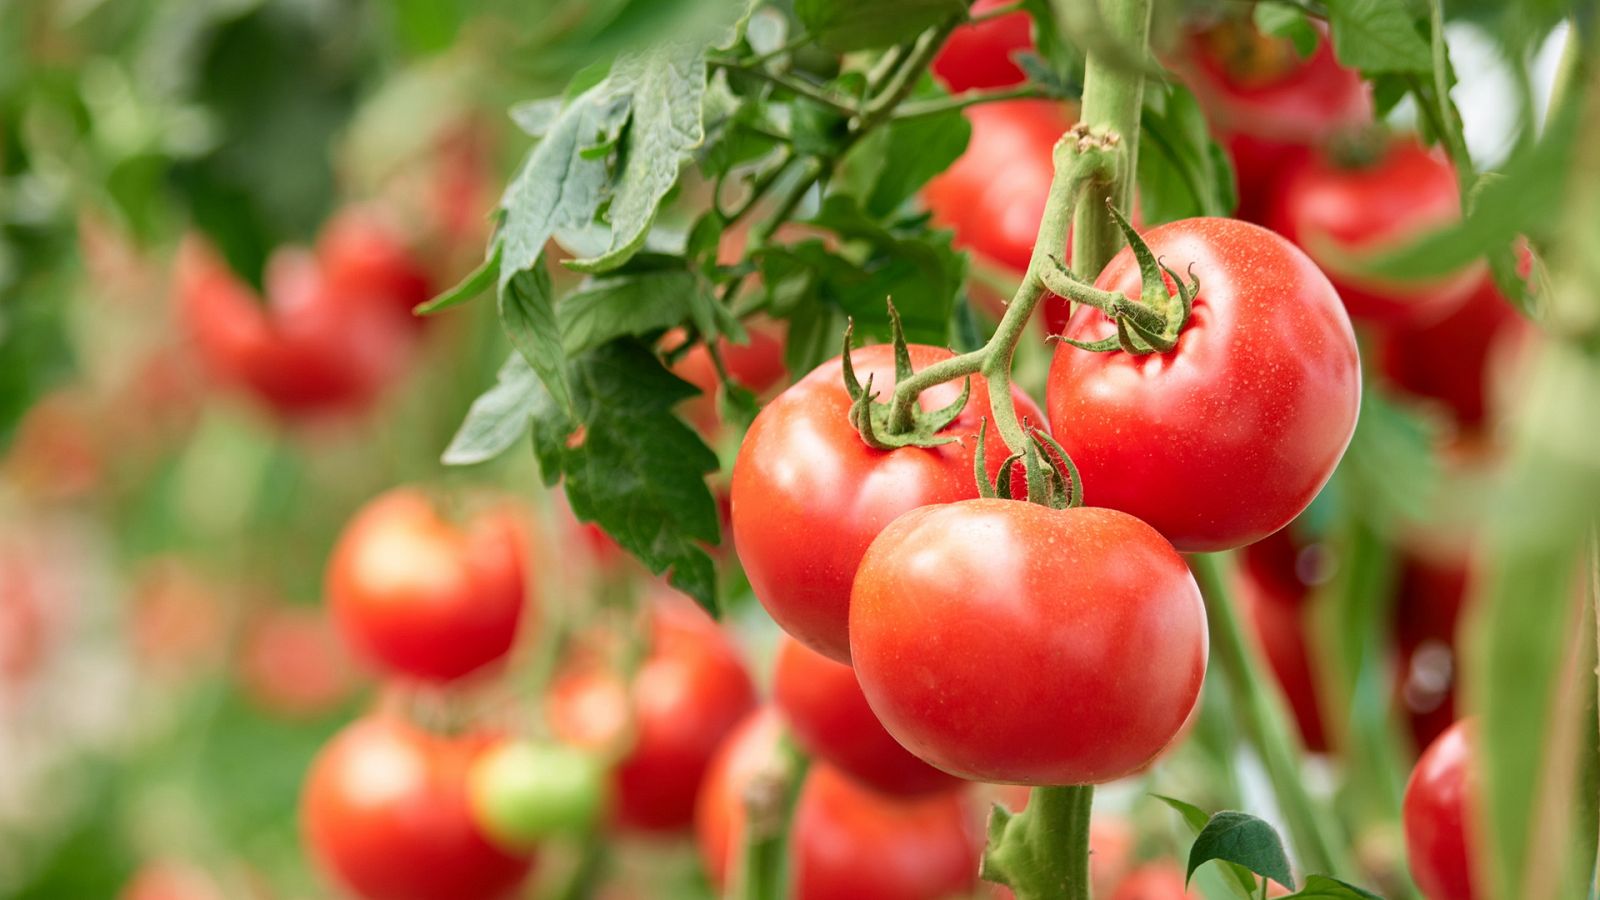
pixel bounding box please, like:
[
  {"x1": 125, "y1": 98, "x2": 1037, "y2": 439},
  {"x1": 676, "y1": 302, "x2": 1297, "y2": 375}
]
[
  {"x1": 301, "y1": 716, "x2": 536, "y2": 900},
  {"x1": 325, "y1": 488, "x2": 530, "y2": 682}
]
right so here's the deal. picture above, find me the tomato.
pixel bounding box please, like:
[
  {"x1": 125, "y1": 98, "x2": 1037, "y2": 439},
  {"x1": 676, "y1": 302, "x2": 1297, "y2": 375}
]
[
  {"x1": 732, "y1": 343, "x2": 1043, "y2": 663},
  {"x1": 1237, "y1": 529, "x2": 1331, "y2": 752},
  {"x1": 467, "y1": 739, "x2": 607, "y2": 847},
  {"x1": 3, "y1": 389, "x2": 103, "y2": 500},
  {"x1": 1179, "y1": 19, "x2": 1371, "y2": 223},
  {"x1": 302, "y1": 716, "x2": 535, "y2": 900},
  {"x1": 177, "y1": 237, "x2": 414, "y2": 418},
  {"x1": 325, "y1": 489, "x2": 529, "y2": 682},
  {"x1": 317, "y1": 207, "x2": 434, "y2": 321},
  {"x1": 119, "y1": 860, "x2": 224, "y2": 900},
  {"x1": 1046, "y1": 217, "x2": 1360, "y2": 551},
  {"x1": 850, "y1": 500, "x2": 1206, "y2": 784},
  {"x1": 1393, "y1": 557, "x2": 1469, "y2": 752},
  {"x1": 773, "y1": 635, "x2": 961, "y2": 797},
  {"x1": 235, "y1": 605, "x2": 355, "y2": 719},
  {"x1": 130, "y1": 558, "x2": 225, "y2": 680},
  {"x1": 1403, "y1": 718, "x2": 1478, "y2": 900},
  {"x1": 548, "y1": 594, "x2": 757, "y2": 833},
  {"x1": 696, "y1": 709, "x2": 982, "y2": 900},
  {"x1": 1380, "y1": 271, "x2": 1531, "y2": 437},
  {"x1": 932, "y1": 0, "x2": 1033, "y2": 92},
  {"x1": 666, "y1": 319, "x2": 789, "y2": 436},
  {"x1": 1267, "y1": 137, "x2": 1481, "y2": 325},
  {"x1": 1108, "y1": 863, "x2": 1202, "y2": 900},
  {"x1": 925, "y1": 100, "x2": 1073, "y2": 275}
]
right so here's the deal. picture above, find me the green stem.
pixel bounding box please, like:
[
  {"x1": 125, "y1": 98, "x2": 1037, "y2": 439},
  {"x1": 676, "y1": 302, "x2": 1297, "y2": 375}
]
[
  {"x1": 982, "y1": 785, "x2": 1094, "y2": 900},
  {"x1": 711, "y1": 59, "x2": 859, "y2": 117},
  {"x1": 857, "y1": 20, "x2": 959, "y2": 128},
  {"x1": 892, "y1": 84, "x2": 1053, "y2": 121},
  {"x1": 1191, "y1": 552, "x2": 1354, "y2": 879},
  {"x1": 1426, "y1": 0, "x2": 1478, "y2": 199},
  {"x1": 735, "y1": 737, "x2": 810, "y2": 900}
]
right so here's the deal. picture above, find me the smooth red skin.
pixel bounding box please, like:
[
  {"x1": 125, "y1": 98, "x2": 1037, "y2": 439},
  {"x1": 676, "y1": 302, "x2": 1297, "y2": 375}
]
[
  {"x1": 1403, "y1": 719, "x2": 1478, "y2": 900},
  {"x1": 1380, "y1": 272, "x2": 1530, "y2": 435},
  {"x1": 317, "y1": 208, "x2": 434, "y2": 321},
  {"x1": 697, "y1": 711, "x2": 980, "y2": 900},
  {"x1": 731, "y1": 343, "x2": 1044, "y2": 663},
  {"x1": 326, "y1": 489, "x2": 528, "y2": 682},
  {"x1": 178, "y1": 238, "x2": 413, "y2": 417},
  {"x1": 773, "y1": 635, "x2": 961, "y2": 797},
  {"x1": 925, "y1": 100, "x2": 1073, "y2": 274},
  {"x1": 1108, "y1": 863, "x2": 1203, "y2": 900},
  {"x1": 1393, "y1": 558, "x2": 1469, "y2": 751},
  {"x1": 1047, "y1": 217, "x2": 1361, "y2": 552},
  {"x1": 1237, "y1": 540, "x2": 1330, "y2": 753},
  {"x1": 1180, "y1": 27, "x2": 1371, "y2": 223},
  {"x1": 301, "y1": 717, "x2": 535, "y2": 900},
  {"x1": 850, "y1": 500, "x2": 1207, "y2": 784},
  {"x1": 931, "y1": 0, "x2": 1033, "y2": 92},
  {"x1": 549, "y1": 598, "x2": 757, "y2": 833},
  {"x1": 670, "y1": 320, "x2": 789, "y2": 435},
  {"x1": 1268, "y1": 139, "x2": 1482, "y2": 325}
]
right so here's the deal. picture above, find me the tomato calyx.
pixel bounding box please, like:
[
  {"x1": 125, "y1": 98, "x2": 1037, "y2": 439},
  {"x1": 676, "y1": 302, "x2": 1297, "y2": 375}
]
[
  {"x1": 1044, "y1": 204, "x2": 1202, "y2": 355},
  {"x1": 841, "y1": 306, "x2": 973, "y2": 450},
  {"x1": 973, "y1": 419, "x2": 1083, "y2": 509}
]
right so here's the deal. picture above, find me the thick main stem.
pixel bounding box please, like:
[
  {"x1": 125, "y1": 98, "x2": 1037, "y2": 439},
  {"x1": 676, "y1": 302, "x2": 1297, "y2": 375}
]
[
  {"x1": 1190, "y1": 552, "x2": 1353, "y2": 879},
  {"x1": 1067, "y1": 0, "x2": 1151, "y2": 279}
]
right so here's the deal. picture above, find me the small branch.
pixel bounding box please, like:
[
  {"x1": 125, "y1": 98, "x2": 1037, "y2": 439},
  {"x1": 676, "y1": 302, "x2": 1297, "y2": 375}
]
[
  {"x1": 1427, "y1": 0, "x2": 1478, "y2": 199},
  {"x1": 746, "y1": 33, "x2": 814, "y2": 69},
  {"x1": 710, "y1": 59, "x2": 860, "y2": 117},
  {"x1": 892, "y1": 85, "x2": 1057, "y2": 121}
]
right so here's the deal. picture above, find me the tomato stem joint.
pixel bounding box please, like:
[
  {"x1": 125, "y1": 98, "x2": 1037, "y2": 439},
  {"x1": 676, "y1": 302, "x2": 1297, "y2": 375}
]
[{"x1": 841, "y1": 310, "x2": 971, "y2": 451}]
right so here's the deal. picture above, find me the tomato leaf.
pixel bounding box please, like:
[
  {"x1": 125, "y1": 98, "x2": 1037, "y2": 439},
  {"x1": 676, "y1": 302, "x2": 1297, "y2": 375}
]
[
  {"x1": 441, "y1": 353, "x2": 543, "y2": 467},
  {"x1": 1329, "y1": 386, "x2": 1441, "y2": 529},
  {"x1": 499, "y1": 257, "x2": 572, "y2": 416},
  {"x1": 841, "y1": 77, "x2": 971, "y2": 218},
  {"x1": 794, "y1": 0, "x2": 964, "y2": 52},
  {"x1": 559, "y1": 268, "x2": 715, "y2": 356},
  {"x1": 1155, "y1": 796, "x2": 1268, "y2": 899},
  {"x1": 1324, "y1": 0, "x2": 1431, "y2": 73},
  {"x1": 1138, "y1": 82, "x2": 1237, "y2": 224},
  {"x1": 1186, "y1": 811, "x2": 1295, "y2": 893},
  {"x1": 1280, "y1": 875, "x2": 1384, "y2": 899},
  {"x1": 416, "y1": 243, "x2": 501, "y2": 316},
  {"x1": 566, "y1": 44, "x2": 709, "y2": 274}
]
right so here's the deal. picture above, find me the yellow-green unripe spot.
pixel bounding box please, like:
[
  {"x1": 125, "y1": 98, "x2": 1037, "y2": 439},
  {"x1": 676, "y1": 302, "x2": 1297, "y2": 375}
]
[{"x1": 469, "y1": 740, "x2": 606, "y2": 849}]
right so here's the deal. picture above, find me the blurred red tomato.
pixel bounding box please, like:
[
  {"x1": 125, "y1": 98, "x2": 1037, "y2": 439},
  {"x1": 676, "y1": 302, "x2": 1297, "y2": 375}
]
[
  {"x1": 0, "y1": 548, "x2": 47, "y2": 690},
  {"x1": 1403, "y1": 718, "x2": 1478, "y2": 900},
  {"x1": 236, "y1": 605, "x2": 357, "y2": 718},
  {"x1": 118, "y1": 859, "x2": 224, "y2": 900},
  {"x1": 932, "y1": 0, "x2": 1033, "y2": 92},
  {"x1": 130, "y1": 558, "x2": 225, "y2": 680},
  {"x1": 302, "y1": 716, "x2": 536, "y2": 900},
  {"x1": 696, "y1": 709, "x2": 981, "y2": 900},
  {"x1": 326, "y1": 489, "x2": 530, "y2": 682},
  {"x1": 548, "y1": 594, "x2": 757, "y2": 833},
  {"x1": 3, "y1": 389, "x2": 103, "y2": 501},
  {"x1": 665, "y1": 320, "x2": 789, "y2": 436},
  {"x1": 1109, "y1": 863, "x2": 1203, "y2": 900},
  {"x1": 177, "y1": 237, "x2": 415, "y2": 418},
  {"x1": 1180, "y1": 19, "x2": 1371, "y2": 223},
  {"x1": 773, "y1": 635, "x2": 961, "y2": 797},
  {"x1": 317, "y1": 207, "x2": 434, "y2": 321}
]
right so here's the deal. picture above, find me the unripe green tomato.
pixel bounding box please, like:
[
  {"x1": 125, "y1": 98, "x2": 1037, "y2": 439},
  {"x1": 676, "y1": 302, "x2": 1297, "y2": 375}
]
[{"x1": 468, "y1": 740, "x2": 606, "y2": 849}]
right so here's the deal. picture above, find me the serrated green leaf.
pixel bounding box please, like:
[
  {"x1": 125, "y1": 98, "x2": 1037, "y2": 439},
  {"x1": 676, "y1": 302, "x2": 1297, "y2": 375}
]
[
  {"x1": 558, "y1": 269, "x2": 709, "y2": 356},
  {"x1": 416, "y1": 243, "x2": 501, "y2": 315},
  {"x1": 1253, "y1": 3, "x2": 1318, "y2": 57},
  {"x1": 1324, "y1": 0, "x2": 1431, "y2": 73},
  {"x1": 499, "y1": 257, "x2": 571, "y2": 415},
  {"x1": 794, "y1": 0, "x2": 964, "y2": 51},
  {"x1": 1282, "y1": 875, "x2": 1384, "y2": 899},
  {"x1": 845, "y1": 82, "x2": 971, "y2": 218},
  {"x1": 1187, "y1": 811, "x2": 1295, "y2": 892},
  {"x1": 568, "y1": 45, "x2": 709, "y2": 273},
  {"x1": 441, "y1": 353, "x2": 542, "y2": 466},
  {"x1": 1138, "y1": 82, "x2": 1237, "y2": 223}
]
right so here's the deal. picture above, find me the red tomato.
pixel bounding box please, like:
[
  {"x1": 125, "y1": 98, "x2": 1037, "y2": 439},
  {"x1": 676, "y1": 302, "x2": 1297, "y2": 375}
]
[
  {"x1": 548, "y1": 595, "x2": 757, "y2": 833},
  {"x1": 177, "y1": 237, "x2": 414, "y2": 418},
  {"x1": 235, "y1": 605, "x2": 356, "y2": 719},
  {"x1": 301, "y1": 716, "x2": 536, "y2": 900},
  {"x1": 3, "y1": 389, "x2": 103, "y2": 500},
  {"x1": 317, "y1": 207, "x2": 434, "y2": 321},
  {"x1": 1046, "y1": 217, "x2": 1360, "y2": 551},
  {"x1": 1380, "y1": 271, "x2": 1530, "y2": 436},
  {"x1": 1180, "y1": 20, "x2": 1371, "y2": 223},
  {"x1": 696, "y1": 710, "x2": 981, "y2": 900},
  {"x1": 1108, "y1": 863, "x2": 1202, "y2": 900},
  {"x1": 325, "y1": 489, "x2": 529, "y2": 682},
  {"x1": 1403, "y1": 718, "x2": 1478, "y2": 900},
  {"x1": 932, "y1": 0, "x2": 1034, "y2": 92},
  {"x1": 119, "y1": 860, "x2": 224, "y2": 900},
  {"x1": 666, "y1": 320, "x2": 789, "y2": 436},
  {"x1": 773, "y1": 635, "x2": 961, "y2": 797},
  {"x1": 1393, "y1": 558, "x2": 1469, "y2": 752},
  {"x1": 925, "y1": 100, "x2": 1074, "y2": 275},
  {"x1": 1267, "y1": 137, "x2": 1481, "y2": 325},
  {"x1": 850, "y1": 500, "x2": 1207, "y2": 784},
  {"x1": 1237, "y1": 530, "x2": 1331, "y2": 752},
  {"x1": 731, "y1": 343, "x2": 1044, "y2": 663}
]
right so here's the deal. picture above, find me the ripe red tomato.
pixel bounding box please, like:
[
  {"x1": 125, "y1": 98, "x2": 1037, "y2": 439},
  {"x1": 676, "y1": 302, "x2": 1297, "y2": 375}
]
[
  {"x1": 301, "y1": 716, "x2": 536, "y2": 900},
  {"x1": 177, "y1": 237, "x2": 414, "y2": 418},
  {"x1": 773, "y1": 635, "x2": 961, "y2": 797},
  {"x1": 1179, "y1": 20, "x2": 1371, "y2": 223},
  {"x1": 1108, "y1": 862, "x2": 1203, "y2": 900},
  {"x1": 1046, "y1": 217, "x2": 1360, "y2": 551},
  {"x1": 325, "y1": 489, "x2": 529, "y2": 682},
  {"x1": 1237, "y1": 529, "x2": 1331, "y2": 752},
  {"x1": 1403, "y1": 718, "x2": 1478, "y2": 900},
  {"x1": 317, "y1": 207, "x2": 434, "y2": 321},
  {"x1": 1379, "y1": 271, "x2": 1531, "y2": 437},
  {"x1": 696, "y1": 709, "x2": 981, "y2": 900},
  {"x1": 850, "y1": 500, "x2": 1207, "y2": 784},
  {"x1": 731, "y1": 343, "x2": 1044, "y2": 663},
  {"x1": 548, "y1": 595, "x2": 757, "y2": 833},
  {"x1": 666, "y1": 319, "x2": 789, "y2": 436},
  {"x1": 235, "y1": 605, "x2": 356, "y2": 719},
  {"x1": 931, "y1": 0, "x2": 1033, "y2": 92},
  {"x1": 1267, "y1": 137, "x2": 1481, "y2": 325},
  {"x1": 925, "y1": 100, "x2": 1074, "y2": 275}
]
